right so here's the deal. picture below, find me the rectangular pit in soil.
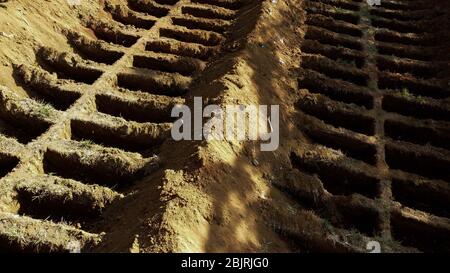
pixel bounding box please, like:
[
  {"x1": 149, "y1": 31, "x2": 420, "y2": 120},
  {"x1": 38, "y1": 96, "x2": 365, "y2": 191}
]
[
  {"x1": 95, "y1": 94, "x2": 173, "y2": 123},
  {"x1": 391, "y1": 211, "x2": 450, "y2": 253},
  {"x1": 290, "y1": 153, "x2": 380, "y2": 199},
  {"x1": 385, "y1": 143, "x2": 450, "y2": 182},
  {"x1": 392, "y1": 178, "x2": 450, "y2": 219},
  {"x1": 0, "y1": 153, "x2": 19, "y2": 179}
]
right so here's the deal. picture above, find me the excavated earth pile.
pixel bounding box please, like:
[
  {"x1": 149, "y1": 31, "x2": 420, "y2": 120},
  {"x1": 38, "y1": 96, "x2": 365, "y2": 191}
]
[{"x1": 0, "y1": 0, "x2": 449, "y2": 253}]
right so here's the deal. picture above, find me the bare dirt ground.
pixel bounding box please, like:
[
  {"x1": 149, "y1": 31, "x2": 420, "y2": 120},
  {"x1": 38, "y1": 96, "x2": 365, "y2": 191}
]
[{"x1": 0, "y1": 0, "x2": 449, "y2": 253}]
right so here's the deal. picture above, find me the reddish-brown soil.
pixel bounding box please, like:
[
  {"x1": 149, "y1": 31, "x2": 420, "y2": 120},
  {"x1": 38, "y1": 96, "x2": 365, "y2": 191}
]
[{"x1": 0, "y1": 0, "x2": 449, "y2": 253}]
